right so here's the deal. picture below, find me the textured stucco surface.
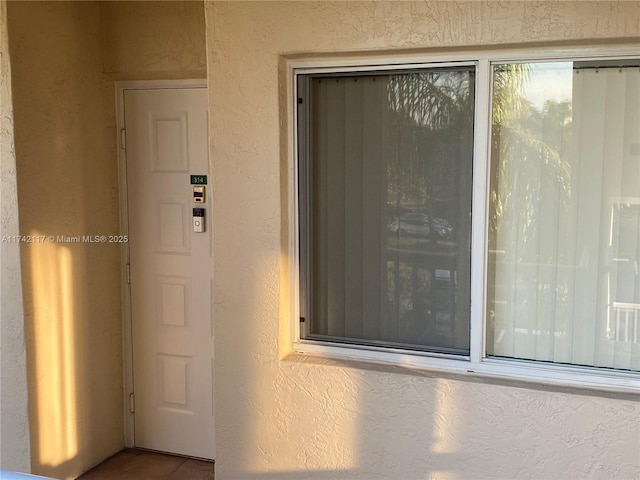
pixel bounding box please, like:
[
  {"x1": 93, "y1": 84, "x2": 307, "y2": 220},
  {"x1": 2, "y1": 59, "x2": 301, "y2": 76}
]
[
  {"x1": 7, "y1": 2, "x2": 123, "y2": 478},
  {"x1": 207, "y1": 2, "x2": 640, "y2": 479},
  {"x1": 3, "y1": 1, "x2": 207, "y2": 476},
  {"x1": 99, "y1": 0, "x2": 206, "y2": 79},
  {"x1": 0, "y1": 0, "x2": 31, "y2": 472}
]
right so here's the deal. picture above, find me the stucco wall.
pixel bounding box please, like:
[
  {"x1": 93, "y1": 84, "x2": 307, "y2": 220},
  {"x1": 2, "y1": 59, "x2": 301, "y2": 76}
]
[
  {"x1": 206, "y1": 2, "x2": 640, "y2": 479},
  {"x1": 4, "y1": 1, "x2": 207, "y2": 477},
  {"x1": 99, "y1": 0, "x2": 206, "y2": 79},
  {"x1": 0, "y1": 0, "x2": 31, "y2": 472},
  {"x1": 7, "y1": 2, "x2": 123, "y2": 478}
]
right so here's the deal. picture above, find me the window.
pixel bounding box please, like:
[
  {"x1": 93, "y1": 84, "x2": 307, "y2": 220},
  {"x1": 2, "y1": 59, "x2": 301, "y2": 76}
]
[
  {"x1": 487, "y1": 60, "x2": 640, "y2": 372},
  {"x1": 294, "y1": 50, "x2": 640, "y2": 390},
  {"x1": 298, "y1": 67, "x2": 475, "y2": 355}
]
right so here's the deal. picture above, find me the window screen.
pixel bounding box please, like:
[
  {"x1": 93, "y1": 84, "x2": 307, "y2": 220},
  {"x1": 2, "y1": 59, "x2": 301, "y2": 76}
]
[{"x1": 298, "y1": 68, "x2": 475, "y2": 354}]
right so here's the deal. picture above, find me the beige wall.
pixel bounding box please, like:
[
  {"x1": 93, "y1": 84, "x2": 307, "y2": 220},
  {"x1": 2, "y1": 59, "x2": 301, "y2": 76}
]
[
  {"x1": 4, "y1": 0, "x2": 639, "y2": 478},
  {"x1": 99, "y1": 0, "x2": 206, "y2": 80},
  {"x1": 0, "y1": 0, "x2": 31, "y2": 472},
  {"x1": 5, "y1": 1, "x2": 207, "y2": 477},
  {"x1": 207, "y1": 2, "x2": 640, "y2": 479},
  {"x1": 7, "y1": 2, "x2": 123, "y2": 478}
]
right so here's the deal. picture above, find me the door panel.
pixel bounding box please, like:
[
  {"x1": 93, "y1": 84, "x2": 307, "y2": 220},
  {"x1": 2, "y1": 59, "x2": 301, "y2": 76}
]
[{"x1": 124, "y1": 87, "x2": 213, "y2": 459}]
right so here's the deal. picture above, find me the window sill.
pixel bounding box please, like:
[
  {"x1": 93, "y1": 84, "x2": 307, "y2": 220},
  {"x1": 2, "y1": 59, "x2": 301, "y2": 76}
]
[{"x1": 292, "y1": 340, "x2": 640, "y2": 395}]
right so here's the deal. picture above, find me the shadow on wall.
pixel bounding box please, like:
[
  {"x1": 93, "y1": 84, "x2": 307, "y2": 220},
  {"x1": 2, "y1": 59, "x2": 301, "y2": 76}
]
[
  {"x1": 212, "y1": 200, "x2": 463, "y2": 479},
  {"x1": 208, "y1": 6, "x2": 640, "y2": 475},
  {"x1": 218, "y1": 244, "x2": 640, "y2": 478},
  {"x1": 215, "y1": 299, "x2": 461, "y2": 477}
]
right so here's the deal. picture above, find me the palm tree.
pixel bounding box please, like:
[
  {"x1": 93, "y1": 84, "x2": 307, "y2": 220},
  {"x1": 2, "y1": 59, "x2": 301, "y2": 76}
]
[
  {"x1": 380, "y1": 64, "x2": 573, "y2": 349},
  {"x1": 490, "y1": 66, "x2": 572, "y2": 256},
  {"x1": 383, "y1": 68, "x2": 476, "y2": 351}
]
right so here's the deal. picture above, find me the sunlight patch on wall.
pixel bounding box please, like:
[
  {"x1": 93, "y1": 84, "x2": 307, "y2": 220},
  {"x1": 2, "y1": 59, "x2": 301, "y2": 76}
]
[
  {"x1": 428, "y1": 378, "x2": 458, "y2": 479},
  {"x1": 29, "y1": 237, "x2": 78, "y2": 470}
]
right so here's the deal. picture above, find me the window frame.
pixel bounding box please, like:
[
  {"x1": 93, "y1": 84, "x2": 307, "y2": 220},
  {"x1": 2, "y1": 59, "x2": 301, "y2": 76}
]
[{"x1": 289, "y1": 45, "x2": 640, "y2": 393}]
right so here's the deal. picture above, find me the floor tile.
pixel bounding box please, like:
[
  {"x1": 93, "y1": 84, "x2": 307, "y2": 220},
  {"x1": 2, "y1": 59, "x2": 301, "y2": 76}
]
[
  {"x1": 78, "y1": 449, "x2": 213, "y2": 480},
  {"x1": 168, "y1": 459, "x2": 214, "y2": 480}
]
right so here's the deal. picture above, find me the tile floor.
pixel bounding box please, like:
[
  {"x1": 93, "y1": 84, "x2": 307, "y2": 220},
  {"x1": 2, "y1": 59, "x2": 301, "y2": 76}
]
[{"x1": 77, "y1": 449, "x2": 213, "y2": 480}]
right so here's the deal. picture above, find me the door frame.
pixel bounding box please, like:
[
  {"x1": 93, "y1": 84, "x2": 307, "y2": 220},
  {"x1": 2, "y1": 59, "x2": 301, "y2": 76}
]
[{"x1": 115, "y1": 79, "x2": 208, "y2": 447}]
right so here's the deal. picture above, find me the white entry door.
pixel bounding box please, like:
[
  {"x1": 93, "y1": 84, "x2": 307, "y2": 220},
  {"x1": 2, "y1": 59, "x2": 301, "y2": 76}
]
[{"x1": 123, "y1": 86, "x2": 214, "y2": 459}]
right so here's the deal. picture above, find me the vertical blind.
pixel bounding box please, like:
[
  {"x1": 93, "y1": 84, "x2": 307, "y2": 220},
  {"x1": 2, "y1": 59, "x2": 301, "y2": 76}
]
[
  {"x1": 305, "y1": 70, "x2": 474, "y2": 353},
  {"x1": 488, "y1": 63, "x2": 640, "y2": 371}
]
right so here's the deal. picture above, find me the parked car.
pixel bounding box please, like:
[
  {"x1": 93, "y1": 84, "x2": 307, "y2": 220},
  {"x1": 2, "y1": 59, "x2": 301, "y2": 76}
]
[
  {"x1": 389, "y1": 212, "x2": 430, "y2": 236},
  {"x1": 389, "y1": 212, "x2": 453, "y2": 239},
  {"x1": 430, "y1": 216, "x2": 454, "y2": 239}
]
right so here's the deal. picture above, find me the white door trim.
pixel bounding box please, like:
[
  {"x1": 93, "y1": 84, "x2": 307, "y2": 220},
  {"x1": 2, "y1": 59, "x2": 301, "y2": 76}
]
[{"x1": 115, "y1": 79, "x2": 208, "y2": 447}]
